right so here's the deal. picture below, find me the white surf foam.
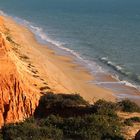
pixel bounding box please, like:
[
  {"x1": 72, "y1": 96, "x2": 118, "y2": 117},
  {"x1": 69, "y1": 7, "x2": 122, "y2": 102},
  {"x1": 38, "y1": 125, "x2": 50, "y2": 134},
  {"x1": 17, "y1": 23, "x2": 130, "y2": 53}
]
[
  {"x1": 0, "y1": 10, "x2": 7, "y2": 16},
  {"x1": 13, "y1": 17, "x2": 104, "y2": 74}
]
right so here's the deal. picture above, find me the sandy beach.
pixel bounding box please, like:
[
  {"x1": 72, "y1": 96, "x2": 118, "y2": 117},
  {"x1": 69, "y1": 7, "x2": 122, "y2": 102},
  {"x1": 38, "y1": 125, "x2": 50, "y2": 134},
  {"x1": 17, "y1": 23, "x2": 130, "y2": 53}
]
[
  {"x1": 0, "y1": 15, "x2": 117, "y2": 103},
  {"x1": 1, "y1": 14, "x2": 140, "y2": 106}
]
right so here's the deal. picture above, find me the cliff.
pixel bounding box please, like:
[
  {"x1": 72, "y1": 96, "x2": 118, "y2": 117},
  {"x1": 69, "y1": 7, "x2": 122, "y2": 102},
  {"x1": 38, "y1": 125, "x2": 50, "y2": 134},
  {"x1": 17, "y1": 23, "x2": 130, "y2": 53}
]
[{"x1": 0, "y1": 17, "x2": 40, "y2": 127}]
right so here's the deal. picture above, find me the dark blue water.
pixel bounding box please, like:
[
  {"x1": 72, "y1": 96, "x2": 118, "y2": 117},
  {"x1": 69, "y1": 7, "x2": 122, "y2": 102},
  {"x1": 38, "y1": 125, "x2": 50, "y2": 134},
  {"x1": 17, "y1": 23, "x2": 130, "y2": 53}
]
[{"x1": 1, "y1": 0, "x2": 140, "y2": 87}]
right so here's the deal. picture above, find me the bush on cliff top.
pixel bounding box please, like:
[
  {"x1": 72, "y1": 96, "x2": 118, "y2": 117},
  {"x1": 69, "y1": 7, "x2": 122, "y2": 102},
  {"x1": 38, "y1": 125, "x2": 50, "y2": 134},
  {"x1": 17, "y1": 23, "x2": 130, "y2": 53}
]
[
  {"x1": 39, "y1": 93, "x2": 89, "y2": 108},
  {"x1": 1, "y1": 94, "x2": 128, "y2": 140},
  {"x1": 92, "y1": 99, "x2": 117, "y2": 117},
  {"x1": 1, "y1": 94, "x2": 140, "y2": 140},
  {"x1": 116, "y1": 99, "x2": 140, "y2": 112},
  {"x1": 124, "y1": 117, "x2": 140, "y2": 126},
  {"x1": 34, "y1": 93, "x2": 90, "y2": 118},
  {"x1": 2, "y1": 114, "x2": 124, "y2": 140}
]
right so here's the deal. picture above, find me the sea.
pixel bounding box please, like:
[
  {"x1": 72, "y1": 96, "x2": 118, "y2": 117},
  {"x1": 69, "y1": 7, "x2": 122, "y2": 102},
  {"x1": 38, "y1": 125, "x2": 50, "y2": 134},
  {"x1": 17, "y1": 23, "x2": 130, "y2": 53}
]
[{"x1": 1, "y1": 0, "x2": 140, "y2": 98}]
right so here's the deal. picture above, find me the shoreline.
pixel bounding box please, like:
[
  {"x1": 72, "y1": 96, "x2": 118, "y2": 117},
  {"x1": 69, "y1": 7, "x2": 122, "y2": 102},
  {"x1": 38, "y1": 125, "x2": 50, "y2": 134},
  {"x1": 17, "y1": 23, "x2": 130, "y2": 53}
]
[
  {"x1": 2, "y1": 14, "x2": 140, "y2": 105},
  {"x1": 2, "y1": 15, "x2": 116, "y2": 103},
  {"x1": 14, "y1": 14, "x2": 140, "y2": 92}
]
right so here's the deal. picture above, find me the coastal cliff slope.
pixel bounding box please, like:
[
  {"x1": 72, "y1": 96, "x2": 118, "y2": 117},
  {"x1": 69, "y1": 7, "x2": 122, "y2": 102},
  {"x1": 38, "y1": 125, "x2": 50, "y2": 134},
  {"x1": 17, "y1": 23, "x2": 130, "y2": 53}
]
[{"x1": 0, "y1": 17, "x2": 40, "y2": 127}]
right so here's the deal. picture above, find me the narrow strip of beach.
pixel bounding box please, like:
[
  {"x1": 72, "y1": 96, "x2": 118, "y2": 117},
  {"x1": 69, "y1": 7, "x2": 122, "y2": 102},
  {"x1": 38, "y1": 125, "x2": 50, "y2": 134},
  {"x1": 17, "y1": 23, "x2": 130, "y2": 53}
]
[
  {"x1": 0, "y1": 15, "x2": 116, "y2": 103},
  {"x1": 3, "y1": 14, "x2": 140, "y2": 106}
]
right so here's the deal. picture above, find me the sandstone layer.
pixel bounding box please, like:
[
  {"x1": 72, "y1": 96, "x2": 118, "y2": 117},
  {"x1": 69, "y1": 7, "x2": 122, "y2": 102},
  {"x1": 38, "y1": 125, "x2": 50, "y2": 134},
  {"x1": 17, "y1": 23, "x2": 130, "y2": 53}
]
[{"x1": 0, "y1": 17, "x2": 40, "y2": 127}]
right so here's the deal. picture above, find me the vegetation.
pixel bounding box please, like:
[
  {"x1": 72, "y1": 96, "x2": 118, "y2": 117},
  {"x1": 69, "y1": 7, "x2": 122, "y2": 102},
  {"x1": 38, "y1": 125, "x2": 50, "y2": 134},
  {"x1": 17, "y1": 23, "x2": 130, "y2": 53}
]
[
  {"x1": 2, "y1": 121, "x2": 63, "y2": 140},
  {"x1": 6, "y1": 36, "x2": 19, "y2": 46},
  {"x1": 116, "y1": 99, "x2": 140, "y2": 112},
  {"x1": 92, "y1": 99, "x2": 117, "y2": 117},
  {"x1": 129, "y1": 117, "x2": 140, "y2": 122},
  {"x1": 124, "y1": 117, "x2": 140, "y2": 126},
  {"x1": 6, "y1": 36, "x2": 13, "y2": 43},
  {"x1": 19, "y1": 55, "x2": 30, "y2": 60},
  {"x1": 39, "y1": 93, "x2": 89, "y2": 108},
  {"x1": 34, "y1": 93, "x2": 89, "y2": 118},
  {"x1": 124, "y1": 118, "x2": 133, "y2": 126},
  {"x1": 0, "y1": 93, "x2": 140, "y2": 140},
  {"x1": 2, "y1": 114, "x2": 124, "y2": 140},
  {"x1": 6, "y1": 36, "x2": 19, "y2": 45}
]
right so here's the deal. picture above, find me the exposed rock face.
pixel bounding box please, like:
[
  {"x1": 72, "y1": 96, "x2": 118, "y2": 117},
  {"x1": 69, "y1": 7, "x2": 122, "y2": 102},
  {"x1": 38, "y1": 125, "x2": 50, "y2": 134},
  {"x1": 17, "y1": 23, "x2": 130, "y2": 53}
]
[
  {"x1": 0, "y1": 71, "x2": 38, "y2": 126},
  {"x1": 0, "y1": 18, "x2": 40, "y2": 127}
]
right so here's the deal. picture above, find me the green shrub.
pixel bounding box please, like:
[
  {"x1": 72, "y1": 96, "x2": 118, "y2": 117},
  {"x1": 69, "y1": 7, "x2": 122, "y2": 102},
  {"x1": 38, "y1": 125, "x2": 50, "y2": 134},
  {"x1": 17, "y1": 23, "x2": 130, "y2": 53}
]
[
  {"x1": 35, "y1": 93, "x2": 90, "y2": 118},
  {"x1": 2, "y1": 121, "x2": 63, "y2": 140},
  {"x1": 6, "y1": 36, "x2": 13, "y2": 43},
  {"x1": 2, "y1": 113, "x2": 124, "y2": 140},
  {"x1": 0, "y1": 130, "x2": 3, "y2": 140},
  {"x1": 6, "y1": 36, "x2": 19, "y2": 46},
  {"x1": 41, "y1": 93, "x2": 89, "y2": 108},
  {"x1": 124, "y1": 119, "x2": 133, "y2": 126},
  {"x1": 62, "y1": 114, "x2": 124, "y2": 140},
  {"x1": 124, "y1": 117, "x2": 140, "y2": 126},
  {"x1": 93, "y1": 99, "x2": 117, "y2": 117},
  {"x1": 39, "y1": 115, "x2": 64, "y2": 128},
  {"x1": 129, "y1": 117, "x2": 140, "y2": 122},
  {"x1": 38, "y1": 114, "x2": 123, "y2": 140},
  {"x1": 116, "y1": 99, "x2": 140, "y2": 112}
]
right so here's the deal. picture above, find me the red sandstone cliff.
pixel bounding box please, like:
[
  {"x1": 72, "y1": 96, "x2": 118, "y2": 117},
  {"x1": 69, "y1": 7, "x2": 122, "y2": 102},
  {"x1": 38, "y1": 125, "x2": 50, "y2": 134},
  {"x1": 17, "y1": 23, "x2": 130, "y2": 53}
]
[{"x1": 0, "y1": 17, "x2": 40, "y2": 127}]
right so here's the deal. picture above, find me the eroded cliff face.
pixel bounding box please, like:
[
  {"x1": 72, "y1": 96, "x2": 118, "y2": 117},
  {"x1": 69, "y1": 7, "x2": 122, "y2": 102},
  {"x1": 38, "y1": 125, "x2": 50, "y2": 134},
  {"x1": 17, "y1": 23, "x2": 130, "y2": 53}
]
[{"x1": 0, "y1": 17, "x2": 40, "y2": 127}]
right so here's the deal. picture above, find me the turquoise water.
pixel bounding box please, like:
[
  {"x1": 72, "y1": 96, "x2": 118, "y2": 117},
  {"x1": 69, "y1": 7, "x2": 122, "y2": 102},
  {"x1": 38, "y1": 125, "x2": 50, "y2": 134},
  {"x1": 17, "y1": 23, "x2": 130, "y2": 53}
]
[{"x1": 1, "y1": 0, "x2": 140, "y2": 88}]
